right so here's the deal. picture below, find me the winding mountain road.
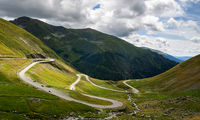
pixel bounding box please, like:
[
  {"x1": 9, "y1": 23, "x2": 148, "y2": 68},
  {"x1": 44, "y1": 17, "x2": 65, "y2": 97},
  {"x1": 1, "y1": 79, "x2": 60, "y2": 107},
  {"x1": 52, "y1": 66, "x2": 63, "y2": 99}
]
[
  {"x1": 70, "y1": 74, "x2": 81, "y2": 90},
  {"x1": 123, "y1": 80, "x2": 139, "y2": 94},
  {"x1": 71, "y1": 74, "x2": 126, "y2": 93},
  {"x1": 19, "y1": 59, "x2": 123, "y2": 109},
  {"x1": 69, "y1": 74, "x2": 123, "y2": 108}
]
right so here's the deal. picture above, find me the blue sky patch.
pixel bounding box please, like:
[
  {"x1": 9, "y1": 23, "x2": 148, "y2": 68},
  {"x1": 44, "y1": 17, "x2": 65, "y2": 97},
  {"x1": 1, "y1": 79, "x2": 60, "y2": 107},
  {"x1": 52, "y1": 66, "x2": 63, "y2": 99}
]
[
  {"x1": 149, "y1": 32, "x2": 186, "y2": 40},
  {"x1": 135, "y1": 30, "x2": 147, "y2": 35},
  {"x1": 93, "y1": 4, "x2": 101, "y2": 10}
]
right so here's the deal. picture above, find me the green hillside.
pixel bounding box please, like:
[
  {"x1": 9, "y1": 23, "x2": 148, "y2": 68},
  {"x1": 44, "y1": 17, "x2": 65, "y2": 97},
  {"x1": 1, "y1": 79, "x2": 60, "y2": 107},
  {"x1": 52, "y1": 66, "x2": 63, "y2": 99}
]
[
  {"x1": 12, "y1": 16, "x2": 178, "y2": 80},
  {"x1": 0, "y1": 18, "x2": 59, "y2": 59},
  {"x1": 128, "y1": 54, "x2": 200, "y2": 94}
]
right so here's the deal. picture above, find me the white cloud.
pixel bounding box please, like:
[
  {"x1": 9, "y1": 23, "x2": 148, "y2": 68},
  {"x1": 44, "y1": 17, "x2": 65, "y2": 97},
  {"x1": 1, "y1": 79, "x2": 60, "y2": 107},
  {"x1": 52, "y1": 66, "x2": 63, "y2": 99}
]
[
  {"x1": 191, "y1": 37, "x2": 200, "y2": 43},
  {"x1": 166, "y1": 18, "x2": 200, "y2": 39},
  {"x1": 122, "y1": 33, "x2": 200, "y2": 57},
  {"x1": 145, "y1": 0, "x2": 184, "y2": 17},
  {"x1": 0, "y1": 0, "x2": 185, "y2": 36},
  {"x1": 142, "y1": 15, "x2": 165, "y2": 32},
  {"x1": 167, "y1": 18, "x2": 180, "y2": 28},
  {"x1": 87, "y1": 0, "x2": 184, "y2": 36}
]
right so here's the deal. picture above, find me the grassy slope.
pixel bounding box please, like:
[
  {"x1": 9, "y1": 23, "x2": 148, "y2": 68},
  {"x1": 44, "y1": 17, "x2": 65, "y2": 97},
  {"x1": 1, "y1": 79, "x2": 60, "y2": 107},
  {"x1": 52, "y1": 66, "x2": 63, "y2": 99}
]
[
  {"x1": 0, "y1": 59, "x2": 96, "y2": 120},
  {"x1": 125, "y1": 55, "x2": 200, "y2": 119},
  {"x1": 27, "y1": 63, "x2": 78, "y2": 89},
  {"x1": 89, "y1": 77, "x2": 126, "y2": 91},
  {"x1": 12, "y1": 17, "x2": 178, "y2": 81},
  {"x1": 26, "y1": 62, "x2": 112, "y2": 106},
  {"x1": 128, "y1": 54, "x2": 200, "y2": 94},
  {"x1": 0, "y1": 18, "x2": 59, "y2": 59}
]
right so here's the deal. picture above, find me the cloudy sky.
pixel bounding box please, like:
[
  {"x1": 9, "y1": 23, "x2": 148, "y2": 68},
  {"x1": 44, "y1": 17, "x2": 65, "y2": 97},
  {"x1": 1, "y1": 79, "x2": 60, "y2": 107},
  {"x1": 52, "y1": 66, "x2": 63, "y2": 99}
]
[{"x1": 0, "y1": 0, "x2": 200, "y2": 57}]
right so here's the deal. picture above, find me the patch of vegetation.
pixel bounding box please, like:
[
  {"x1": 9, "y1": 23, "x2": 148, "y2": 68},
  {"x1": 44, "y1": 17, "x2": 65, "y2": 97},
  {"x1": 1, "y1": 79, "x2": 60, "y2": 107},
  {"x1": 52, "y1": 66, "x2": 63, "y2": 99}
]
[
  {"x1": 131, "y1": 90, "x2": 200, "y2": 120},
  {"x1": 68, "y1": 91, "x2": 112, "y2": 105},
  {"x1": 89, "y1": 77, "x2": 125, "y2": 91},
  {"x1": 125, "y1": 82, "x2": 200, "y2": 118},
  {"x1": 26, "y1": 63, "x2": 77, "y2": 89}
]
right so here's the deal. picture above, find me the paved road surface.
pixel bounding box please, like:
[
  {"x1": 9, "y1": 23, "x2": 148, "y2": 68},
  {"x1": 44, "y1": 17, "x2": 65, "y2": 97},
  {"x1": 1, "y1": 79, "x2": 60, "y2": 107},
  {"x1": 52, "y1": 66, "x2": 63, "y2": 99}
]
[
  {"x1": 19, "y1": 60, "x2": 123, "y2": 109},
  {"x1": 123, "y1": 80, "x2": 139, "y2": 94}
]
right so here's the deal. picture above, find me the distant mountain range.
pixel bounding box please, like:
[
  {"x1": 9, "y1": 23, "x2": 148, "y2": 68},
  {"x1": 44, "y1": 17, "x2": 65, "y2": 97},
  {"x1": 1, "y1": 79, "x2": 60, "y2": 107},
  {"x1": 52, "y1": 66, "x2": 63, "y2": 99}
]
[
  {"x1": 142, "y1": 47, "x2": 182, "y2": 63},
  {"x1": 11, "y1": 17, "x2": 178, "y2": 80},
  {"x1": 176, "y1": 56, "x2": 192, "y2": 61},
  {"x1": 146, "y1": 48, "x2": 192, "y2": 63}
]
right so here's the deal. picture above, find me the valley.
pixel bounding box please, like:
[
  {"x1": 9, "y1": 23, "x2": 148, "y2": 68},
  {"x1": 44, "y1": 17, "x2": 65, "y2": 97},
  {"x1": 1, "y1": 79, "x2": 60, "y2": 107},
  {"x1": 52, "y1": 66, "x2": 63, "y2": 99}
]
[{"x1": 0, "y1": 17, "x2": 199, "y2": 120}]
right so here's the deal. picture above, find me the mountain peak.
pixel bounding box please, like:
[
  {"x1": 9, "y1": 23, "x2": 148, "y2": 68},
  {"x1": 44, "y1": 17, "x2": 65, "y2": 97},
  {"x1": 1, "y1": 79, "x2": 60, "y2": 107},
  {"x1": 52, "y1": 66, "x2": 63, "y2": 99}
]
[{"x1": 15, "y1": 16, "x2": 32, "y2": 22}]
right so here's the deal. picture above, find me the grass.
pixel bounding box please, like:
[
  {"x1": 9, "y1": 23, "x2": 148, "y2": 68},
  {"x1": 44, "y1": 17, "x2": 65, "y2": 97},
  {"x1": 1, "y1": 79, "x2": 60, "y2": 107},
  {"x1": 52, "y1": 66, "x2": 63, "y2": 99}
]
[
  {"x1": 89, "y1": 77, "x2": 126, "y2": 91},
  {"x1": 0, "y1": 18, "x2": 60, "y2": 59},
  {"x1": 0, "y1": 112, "x2": 29, "y2": 120},
  {"x1": 0, "y1": 59, "x2": 97, "y2": 120},
  {"x1": 0, "y1": 43, "x2": 16, "y2": 56},
  {"x1": 26, "y1": 63, "x2": 77, "y2": 89},
  {"x1": 124, "y1": 79, "x2": 200, "y2": 119},
  {"x1": 68, "y1": 91, "x2": 112, "y2": 105},
  {"x1": 26, "y1": 61, "x2": 114, "y2": 106}
]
